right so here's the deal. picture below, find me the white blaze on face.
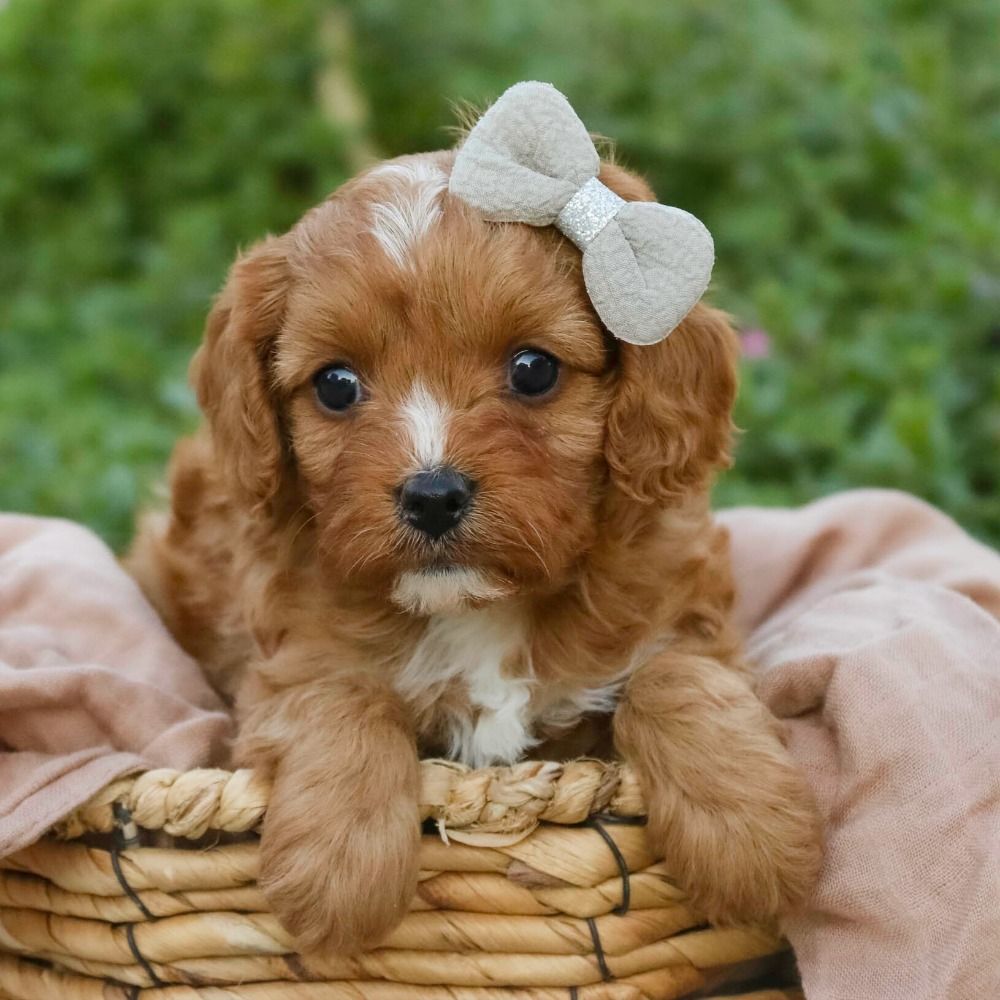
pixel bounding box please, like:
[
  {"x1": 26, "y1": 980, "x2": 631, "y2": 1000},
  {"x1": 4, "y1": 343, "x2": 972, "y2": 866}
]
[
  {"x1": 400, "y1": 381, "x2": 449, "y2": 470},
  {"x1": 368, "y1": 158, "x2": 448, "y2": 270}
]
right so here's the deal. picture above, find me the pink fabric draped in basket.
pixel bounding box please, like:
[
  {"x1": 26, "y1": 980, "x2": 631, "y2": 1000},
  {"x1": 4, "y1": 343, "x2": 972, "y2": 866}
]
[
  {"x1": 0, "y1": 515, "x2": 232, "y2": 857},
  {"x1": 719, "y1": 490, "x2": 1000, "y2": 1000},
  {"x1": 0, "y1": 490, "x2": 998, "y2": 997}
]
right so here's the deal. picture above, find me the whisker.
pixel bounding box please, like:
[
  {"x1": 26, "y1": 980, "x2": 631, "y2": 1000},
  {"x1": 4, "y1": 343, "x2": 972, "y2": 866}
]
[
  {"x1": 523, "y1": 517, "x2": 548, "y2": 559},
  {"x1": 286, "y1": 507, "x2": 321, "y2": 552},
  {"x1": 512, "y1": 525, "x2": 548, "y2": 573}
]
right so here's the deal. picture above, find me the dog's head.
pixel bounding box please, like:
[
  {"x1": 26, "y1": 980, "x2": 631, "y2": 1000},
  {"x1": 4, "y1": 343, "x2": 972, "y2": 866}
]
[{"x1": 193, "y1": 152, "x2": 738, "y2": 615}]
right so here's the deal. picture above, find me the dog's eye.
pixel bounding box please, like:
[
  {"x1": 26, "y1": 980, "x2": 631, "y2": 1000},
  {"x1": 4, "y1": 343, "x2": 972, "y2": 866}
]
[
  {"x1": 314, "y1": 365, "x2": 362, "y2": 412},
  {"x1": 509, "y1": 349, "x2": 559, "y2": 397}
]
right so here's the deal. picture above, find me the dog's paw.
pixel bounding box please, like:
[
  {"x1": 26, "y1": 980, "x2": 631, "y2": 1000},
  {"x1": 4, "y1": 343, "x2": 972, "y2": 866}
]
[
  {"x1": 259, "y1": 791, "x2": 419, "y2": 957},
  {"x1": 645, "y1": 759, "x2": 823, "y2": 925}
]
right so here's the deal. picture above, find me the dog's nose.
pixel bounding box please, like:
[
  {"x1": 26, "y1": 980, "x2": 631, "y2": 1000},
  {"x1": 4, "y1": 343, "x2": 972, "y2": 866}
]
[{"x1": 399, "y1": 467, "x2": 475, "y2": 539}]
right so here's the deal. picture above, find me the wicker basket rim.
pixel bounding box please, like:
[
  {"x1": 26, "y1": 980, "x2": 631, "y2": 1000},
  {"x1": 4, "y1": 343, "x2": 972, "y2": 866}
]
[{"x1": 54, "y1": 758, "x2": 645, "y2": 845}]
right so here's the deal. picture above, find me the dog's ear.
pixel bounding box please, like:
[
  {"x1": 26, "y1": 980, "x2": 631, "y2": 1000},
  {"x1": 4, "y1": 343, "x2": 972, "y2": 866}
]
[
  {"x1": 191, "y1": 235, "x2": 291, "y2": 513},
  {"x1": 605, "y1": 303, "x2": 739, "y2": 505}
]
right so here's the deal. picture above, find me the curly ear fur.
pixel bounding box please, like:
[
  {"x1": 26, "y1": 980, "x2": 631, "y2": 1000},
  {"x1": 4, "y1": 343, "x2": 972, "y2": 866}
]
[
  {"x1": 605, "y1": 303, "x2": 739, "y2": 505},
  {"x1": 191, "y1": 236, "x2": 291, "y2": 513}
]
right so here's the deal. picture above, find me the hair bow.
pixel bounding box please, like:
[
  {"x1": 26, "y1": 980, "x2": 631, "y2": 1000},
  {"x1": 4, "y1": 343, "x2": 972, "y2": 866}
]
[{"x1": 449, "y1": 81, "x2": 714, "y2": 346}]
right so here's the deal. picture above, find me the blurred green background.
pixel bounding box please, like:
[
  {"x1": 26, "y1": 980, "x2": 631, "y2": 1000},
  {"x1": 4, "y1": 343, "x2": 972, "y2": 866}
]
[{"x1": 1, "y1": 0, "x2": 998, "y2": 550}]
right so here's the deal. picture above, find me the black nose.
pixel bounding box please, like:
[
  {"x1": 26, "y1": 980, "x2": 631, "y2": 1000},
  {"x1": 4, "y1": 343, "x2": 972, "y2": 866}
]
[{"x1": 399, "y1": 468, "x2": 476, "y2": 539}]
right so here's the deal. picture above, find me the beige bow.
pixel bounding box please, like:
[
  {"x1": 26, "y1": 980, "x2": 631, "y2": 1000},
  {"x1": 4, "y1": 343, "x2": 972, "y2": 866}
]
[{"x1": 449, "y1": 81, "x2": 714, "y2": 346}]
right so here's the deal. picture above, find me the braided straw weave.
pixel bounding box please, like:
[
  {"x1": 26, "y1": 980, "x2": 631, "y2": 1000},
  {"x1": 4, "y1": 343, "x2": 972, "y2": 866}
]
[{"x1": 0, "y1": 761, "x2": 801, "y2": 999}]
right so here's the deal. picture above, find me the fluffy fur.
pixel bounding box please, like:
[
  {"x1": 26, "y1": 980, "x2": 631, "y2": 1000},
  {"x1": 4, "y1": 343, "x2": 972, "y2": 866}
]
[{"x1": 127, "y1": 150, "x2": 823, "y2": 958}]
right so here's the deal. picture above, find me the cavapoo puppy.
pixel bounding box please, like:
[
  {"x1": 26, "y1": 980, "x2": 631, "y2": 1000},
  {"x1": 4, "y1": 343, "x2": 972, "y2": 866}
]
[{"x1": 128, "y1": 83, "x2": 822, "y2": 958}]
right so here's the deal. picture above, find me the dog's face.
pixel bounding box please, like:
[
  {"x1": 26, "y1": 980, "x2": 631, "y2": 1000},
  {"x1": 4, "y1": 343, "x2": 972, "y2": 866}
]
[{"x1": 194, "y1": 153, "x2": 738, "y2": 615}]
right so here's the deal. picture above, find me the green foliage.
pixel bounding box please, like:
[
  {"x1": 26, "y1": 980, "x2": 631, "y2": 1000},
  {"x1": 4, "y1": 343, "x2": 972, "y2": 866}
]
[
  {"x1": 2, "y1": 0, "x2": 999, "y2": 548},
  {"x1": 0, "y1": 0, "x2": 349, "y2": 546}
]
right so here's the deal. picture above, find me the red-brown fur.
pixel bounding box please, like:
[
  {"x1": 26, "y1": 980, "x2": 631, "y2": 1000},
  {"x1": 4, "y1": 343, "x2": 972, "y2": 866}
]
[{"x1": 127, "y1": 152, "x2": 823, "y2": 957}]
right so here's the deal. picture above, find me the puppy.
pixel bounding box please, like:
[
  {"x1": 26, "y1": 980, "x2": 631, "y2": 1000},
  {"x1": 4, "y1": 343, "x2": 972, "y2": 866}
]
[{"x1": 128, "y1": 148, "x2": 822, "y2": 957}]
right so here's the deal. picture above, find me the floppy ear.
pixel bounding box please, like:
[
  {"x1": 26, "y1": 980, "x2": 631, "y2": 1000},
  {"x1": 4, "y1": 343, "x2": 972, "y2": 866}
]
[
  {"x1": 605, "y1": 302, "x2": 739, "y2": 505},
  {"x1": 190, "y1": 236, "x2": 291, "y2": 513}
]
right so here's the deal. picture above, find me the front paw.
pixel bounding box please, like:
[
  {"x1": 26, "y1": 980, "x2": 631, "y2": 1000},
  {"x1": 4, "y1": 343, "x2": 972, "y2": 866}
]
[
  {"x1": 646, "y1": 759, "x2": 823, "y2": 925},
  {"x1": 259, "y1": 790, "x2": 420, "y2": 956}
]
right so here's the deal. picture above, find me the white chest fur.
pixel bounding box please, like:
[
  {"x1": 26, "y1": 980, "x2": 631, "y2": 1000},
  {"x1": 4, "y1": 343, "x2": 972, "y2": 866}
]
[{"x1": 394, "y1": 605, "x2": 536, "y2": 768}]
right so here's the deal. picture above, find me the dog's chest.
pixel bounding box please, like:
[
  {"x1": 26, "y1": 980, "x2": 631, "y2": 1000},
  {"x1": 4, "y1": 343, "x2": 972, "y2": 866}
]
[
  {"x1": 394, "y1": 606, "x2": 534, "y2": 768},
  {"x1": 393, "y1": 607, "x2": 626, "y2": 768}
]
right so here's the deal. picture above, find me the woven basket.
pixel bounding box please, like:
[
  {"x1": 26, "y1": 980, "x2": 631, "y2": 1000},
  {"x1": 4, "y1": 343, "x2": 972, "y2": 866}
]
[{"x1": 0, "y1": 759, "x2": 801, "y2": 999}]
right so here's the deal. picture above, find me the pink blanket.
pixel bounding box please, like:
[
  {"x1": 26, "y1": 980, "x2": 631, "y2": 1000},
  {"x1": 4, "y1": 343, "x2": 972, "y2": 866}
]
[
  {"x1": 1, "y1": 491, "x2": 998, "y2": 997},
  {"x1": 0, "y1": 515, "x2": 231, "y2": 857},
  {"x1": 720, "y1": 491, "x2": 1000, "y2": 999}
]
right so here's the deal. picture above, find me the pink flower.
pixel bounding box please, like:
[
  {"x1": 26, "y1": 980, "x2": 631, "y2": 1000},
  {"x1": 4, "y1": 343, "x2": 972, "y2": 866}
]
[{"x1": 740, "y1": 328, "x2": 772, "y2": 359}]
